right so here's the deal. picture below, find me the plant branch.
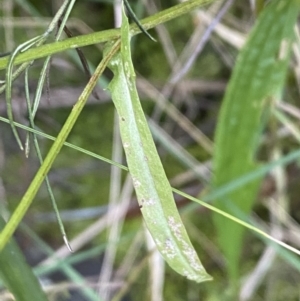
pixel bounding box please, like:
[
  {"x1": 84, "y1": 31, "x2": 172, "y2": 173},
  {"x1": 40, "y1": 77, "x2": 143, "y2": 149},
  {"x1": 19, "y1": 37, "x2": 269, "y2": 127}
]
[{"x1": 0, "y1": 0, "x2": 212, "y2": 71}]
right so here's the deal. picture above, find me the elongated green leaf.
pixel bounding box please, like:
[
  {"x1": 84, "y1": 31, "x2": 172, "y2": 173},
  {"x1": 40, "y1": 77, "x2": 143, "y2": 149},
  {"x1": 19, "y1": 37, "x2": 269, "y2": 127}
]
[
  {"x1": 212, "y1": 0, "x2": 300, "y2": 282},
  {"x1": 0, "y1": 216, "x2": 48, "y2": 301},
  {"x1": 105, "y1": 5, "x2": 211, "y2": 283}
]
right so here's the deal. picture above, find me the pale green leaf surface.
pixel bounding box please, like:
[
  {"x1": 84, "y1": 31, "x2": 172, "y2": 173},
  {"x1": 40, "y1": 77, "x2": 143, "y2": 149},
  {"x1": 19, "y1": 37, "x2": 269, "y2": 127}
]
[
  {"x1": 105, "y1": 5, "x2": 211, "y2": 283},
  {"x1": 213, "y1": 0, "x2": 300, "y2": 281}
]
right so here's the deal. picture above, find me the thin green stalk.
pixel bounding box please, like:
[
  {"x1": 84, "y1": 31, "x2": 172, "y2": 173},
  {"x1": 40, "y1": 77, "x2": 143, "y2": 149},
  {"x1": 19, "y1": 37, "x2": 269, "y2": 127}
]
[
  {"x1": 0, "y1": 39, "x2": 121, "y2": 252},
  {"x1": 5, "y1": 35, "x2": 42, "y2": 150},
  {"x1": 173, "y1": 188, "x2": 300, "y2": 256},
  {"x1": 24, "y1": 68, "x2": 72, "y2": 251},
  {"x1": 2, "y1": 113, "x2": 300, "y2": 209},
  {"x1": 0, "y1": 0, "x2": 213, "y2": 71},
  {"x1": 0, "y1": 115, "x2": 128, "y2": 171},
  {"x1": 21, "y1": 0, "x2": 77, "y2": 251},
  {"x1": 4, "y1": 0, "x2": 73, "y2": 149},
  {"x1": 31, "y1": 0, "x2": 76, "y2": 118}
]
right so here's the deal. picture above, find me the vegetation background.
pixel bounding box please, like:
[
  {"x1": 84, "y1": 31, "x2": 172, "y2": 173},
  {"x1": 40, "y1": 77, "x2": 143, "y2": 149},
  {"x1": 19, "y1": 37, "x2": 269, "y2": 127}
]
[{"x1": 1, "y1": 0, "x2": 300, "y2": 300}]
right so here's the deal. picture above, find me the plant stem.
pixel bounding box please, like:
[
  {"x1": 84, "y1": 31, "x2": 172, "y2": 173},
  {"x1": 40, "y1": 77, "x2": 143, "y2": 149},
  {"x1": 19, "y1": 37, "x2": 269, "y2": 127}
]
[
  {"x1": 0, "y1": 0, "x2": 213, "y2": 71},
  {"x1": 0, "y1": 40, "x2": 121, "y2": 253}
]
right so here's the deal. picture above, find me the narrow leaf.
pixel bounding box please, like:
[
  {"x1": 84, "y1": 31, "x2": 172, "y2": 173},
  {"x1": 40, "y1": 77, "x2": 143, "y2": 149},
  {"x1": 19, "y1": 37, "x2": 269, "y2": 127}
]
[
  {"x1": 105, "y1": 4, "x2": 211, "y2": 283},
  {"x1": 212, "y1": 0, "x2": 300, "y2": 282}
]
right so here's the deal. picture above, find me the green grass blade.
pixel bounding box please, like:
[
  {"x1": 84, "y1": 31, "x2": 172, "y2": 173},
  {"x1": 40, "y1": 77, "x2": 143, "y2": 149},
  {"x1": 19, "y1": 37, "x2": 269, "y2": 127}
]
[
  {"x1": 0, "y1": 216, "x2": 48, "y2": 301},
  {"x1": 105, "y1": 4, "x2": 211, "y2": 283},
  {"x1": 212, "y1": 0, "x2": 300, "y2": 283}
]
